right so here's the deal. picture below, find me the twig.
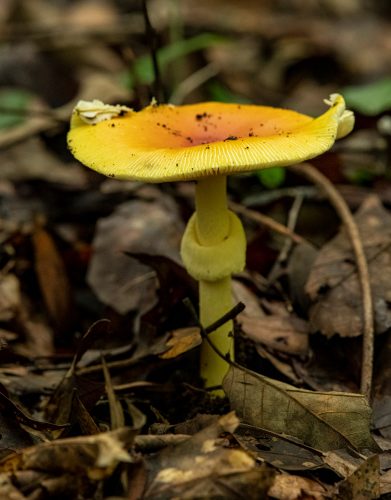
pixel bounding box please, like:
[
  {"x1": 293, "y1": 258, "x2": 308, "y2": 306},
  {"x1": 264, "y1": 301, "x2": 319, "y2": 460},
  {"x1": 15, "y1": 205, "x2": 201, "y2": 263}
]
[
  {"x1": 267, "y1": 193, "x2": 305, "y2": 284},
  {"x1": 204, "y1": 302, "x2": 245, "y2": 335},
  {"x1": 75, "y1": 304, "x2": 245, "y2": 377},
  {"x1": 142, "y1": 0, "x2": 165, "y2": 102},
  {"x1": 229, "y1": 200, "x2": 307, "y2": 245},
  {"x1": 134, "y1": 433, "x2": 190, "y2": 452},
  {"x1": 76, "y1": 353, "x2": 144, "y2": 376},
  {"x1": 0, "y1": 117, "x2": 58, "y2": 150},
  {"x1": 169, "y1": 63, "x2": 219, "y2": 105},
  {"x1": 289, "y1": 163, "x2": 374, "y2": 399},
  {"x1": 183, "y1": 298, "x2": 246, "y2": 375}
]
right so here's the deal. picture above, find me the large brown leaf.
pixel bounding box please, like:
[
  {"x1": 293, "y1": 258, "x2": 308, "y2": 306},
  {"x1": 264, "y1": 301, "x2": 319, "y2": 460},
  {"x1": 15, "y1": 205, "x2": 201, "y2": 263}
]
[
  {"x1": 306, "y1": 196, "x2": 391, "y2": 337},
  {"x1": 224, "y1": 366, "x2": 378, "y2": 452}
]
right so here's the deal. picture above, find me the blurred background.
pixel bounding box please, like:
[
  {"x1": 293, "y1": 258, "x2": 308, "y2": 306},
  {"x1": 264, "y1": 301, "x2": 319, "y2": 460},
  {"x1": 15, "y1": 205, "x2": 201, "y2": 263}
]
[{"x1": 0, "y1": 0, "x2": 390, "y2": 375}]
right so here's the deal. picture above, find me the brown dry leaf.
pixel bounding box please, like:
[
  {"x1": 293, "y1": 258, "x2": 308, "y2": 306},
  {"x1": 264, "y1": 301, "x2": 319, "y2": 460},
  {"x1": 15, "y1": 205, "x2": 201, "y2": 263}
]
[
  {"x1": 373, "y1": 396, "x2": 391, "y2": 440},
  {"x1": 0, "y1": 274, "x2": 21, "y2": 322},
  {"x1": 235, "y1": 281, "x2": 309, "y2": 356},
  {"x1": 336, "y1": 453, "x2": 380, "y2": 499},
  {"x1": 256, "y1": 344, "x2": 302, "y2": 384},
  {"x1": 0, "y1": 137, "x2": 88, "y2": 186},
  {"x1": 0, "y1": 428, "x2": 135, "y2": 480},
  {"x1": 306, "y1": 196, "x2": 391, "y2": 338},
  {"x1": 32, "y1": 225, "x2": 73, "y2": 334},
  {"x1": 268, "y1": 472, "x2": 329, "y2": 500},
  {"x1": 240, "y1": 314, "x2": 309, "y2": 355},
  {"x1": 145, "y1": 412, "x2": 274, "y2": 498},
  {"x1": 0, "y1": 385, "x2": 68, "y2": 444},
  {"x1": 44, "y1": 319, "x2": 110, "y2": 428},
  {"x1": 159, "y1": 327, "x2": 201, "y2": 359},
  {"x1": 102, "y1": 356, "x2": 125, "y2": 429},
  {"x1": 87, "y1": 195, "x2": 184, "y2": 314},
  {"x1": 235, "y1": 423, "x2": 328, "y2": 473},
  {"x1": 224, "y1": 366, "x2": 377, "y2": 452},
  {"x1": 151, "y1": 466, "x2": 274, "y2": 499},
  {"x1": 0, "y1": 474, "x2": 26, "y2": 500},
  {"x1": 381, "y1": 468, "x2": 391, "y2": 495}
]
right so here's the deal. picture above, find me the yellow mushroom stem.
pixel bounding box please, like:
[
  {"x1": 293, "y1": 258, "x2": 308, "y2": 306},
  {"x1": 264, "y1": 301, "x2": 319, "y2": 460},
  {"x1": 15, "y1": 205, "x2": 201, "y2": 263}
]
[{"x1": 181, "y1": 176, "x2": 246, "y2": 392}]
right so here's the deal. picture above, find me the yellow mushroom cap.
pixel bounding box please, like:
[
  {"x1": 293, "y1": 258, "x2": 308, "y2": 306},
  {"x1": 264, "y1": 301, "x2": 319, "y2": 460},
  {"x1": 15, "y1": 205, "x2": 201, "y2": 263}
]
[{"x1": 67, "y1": 94, "x2": 354, "y2": 182}]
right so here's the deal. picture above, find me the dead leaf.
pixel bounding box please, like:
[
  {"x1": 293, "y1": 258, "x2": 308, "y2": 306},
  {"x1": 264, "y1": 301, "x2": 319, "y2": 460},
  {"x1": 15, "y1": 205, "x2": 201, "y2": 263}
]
[
  {"x1": 0, "y1": 385, "x2": 68, "y2": 443},
  {"x1": 32, "y1": 225, "x2": 73, "y2": 334},
  {"x1": 102, "y1": 356, "x2": 125, "y2": 429},
  {"x1": 336, "y1": 453, "x2": 380, "y2": 499},
  {"x1": 152, "y1": 466, "x2": 274, "y2": 499},
  {"x1": 44, "y1": 319, "x2": 110, "y2": 428},
  {"x1": 306, "y1": 196, "x2": 391, "y2": 337},
  {"x1": 256, "y1": 344, "x2": 302, "y2": 383},
  {"x1": 145, "y1": 412, "x2": 272, "y2": 498},
  {"x1": 234, "y1": 281, "x2": 310, "y2": 356},
  {"x1": 0, "y1": 428, "x2": 135, "y2": 480},
  {"x1": 0, "y1": 274, "x2": 21, "y2": 322},
  {"x1": 235, "y1": 423, "x2": 330, "y2": 473},
  {"x1": 0, "y1": 474, "x2": 26, "y2": 500},
  {"x1": 240, "y1": 314, "x2": 309, "y2": 355},
  {"x1": 373, "y1": 396, "x2": 391, "y2": 439},
  {"x1": 380, "y1": 468, "x2": 391, "y2": 495},
  {"x1": 159, "y1": 327, "x2": 201, "y2": 359},
  {"x1": 224, "y1": 366, "x2": 378, "y2": 452},
  {"x1": 87, "y1": 196, "x2": 184, "y2": 314},
  {"x1": 0, "y1": 137, "x2": 87, "y2": 186},
  {"x1": 268, "y1": 472, "x2": 329, "y2": 500}
]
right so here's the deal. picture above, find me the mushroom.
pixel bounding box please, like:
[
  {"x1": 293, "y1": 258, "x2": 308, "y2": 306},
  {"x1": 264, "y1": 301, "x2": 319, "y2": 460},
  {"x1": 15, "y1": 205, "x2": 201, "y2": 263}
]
[{"x1": 67, "y1": 94, "x2": 354, "y2": 392}]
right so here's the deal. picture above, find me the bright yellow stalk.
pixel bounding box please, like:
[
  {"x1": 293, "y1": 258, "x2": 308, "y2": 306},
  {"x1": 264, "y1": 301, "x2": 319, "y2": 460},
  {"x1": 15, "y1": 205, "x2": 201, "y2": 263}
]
[{"x1": 195, "y1": 177, "x2": 233, "y2": 391}]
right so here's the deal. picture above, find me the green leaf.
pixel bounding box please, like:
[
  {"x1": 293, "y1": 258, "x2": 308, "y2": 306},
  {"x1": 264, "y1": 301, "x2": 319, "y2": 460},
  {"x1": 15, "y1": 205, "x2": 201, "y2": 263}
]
[
  {"x1": 256, "y1": 167, "x2": 286, "y2": 189},
  {"x1": 123, "y1": 33, "x2": 228, "y2": 89},
  {"x1": 343, "y1": 77, "x2": 391, "y2": 116},
  {"x1": 0, "y1": 89, "x2": 32, "y2": 129}
]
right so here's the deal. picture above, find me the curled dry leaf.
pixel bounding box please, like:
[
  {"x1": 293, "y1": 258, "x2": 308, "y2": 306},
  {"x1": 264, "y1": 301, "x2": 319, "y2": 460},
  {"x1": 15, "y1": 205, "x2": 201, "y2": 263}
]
[
  {"x1": 224, "y1": 366, "x2": 378, "y2": 452},
  {"x1": 0, "y1": 428, "x2": 135, "y2": 480},
  {"x1": 159, "y1": 326, "x2": 201, "y2": 359},
  {"x1": 145, "y1": 412, "x2": 273, "y2": 498},
  {"x1": 268, "y1": 472, "x2": 329, "y2": 500}
]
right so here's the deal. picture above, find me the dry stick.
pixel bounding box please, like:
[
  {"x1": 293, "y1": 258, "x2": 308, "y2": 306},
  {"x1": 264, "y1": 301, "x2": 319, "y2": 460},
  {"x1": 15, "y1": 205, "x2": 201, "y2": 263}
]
[
  {"x1": 169, "y1": 63, "x2": 219, "y2": 105},
  {"x1": 267, "y1": 193, "x2": 305, "y2": 285},
  {"x1": 77, "y1": 304, "x2": 246, "y2": 377},
  {"x1": 142, "y1": 0, "x2": 165, "y2": 103},
  {"x1": 229, "y1": 200, "x2": 307, "y2": 245},
  {"x1": 289, "y1": 163, "x2": 374, "y2": 399}
]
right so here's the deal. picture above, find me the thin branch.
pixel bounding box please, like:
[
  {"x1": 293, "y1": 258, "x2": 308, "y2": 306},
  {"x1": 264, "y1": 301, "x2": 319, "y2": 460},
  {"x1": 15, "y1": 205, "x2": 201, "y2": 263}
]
[
  {"x1": 289, "y1": 163, "x2": 374, "y2": 399},
  {"x1": 229, "y1": 200, "x2": 307, "y2": 245},
  {"x1": 169, "y1": 62, "x2": 219, "y2": 105},
  {"x1": 267, "y1": 193, "x2": 305, "y2": 284},
  {"x1": 142, "y1": 0, "x2": 165, "y2": 102},
  {"x1": 204, "y1": 302, "x2": 246, "y2": 335},
  {"x1": 183, "y1": 298, "x2": 248, "y2": 380}
]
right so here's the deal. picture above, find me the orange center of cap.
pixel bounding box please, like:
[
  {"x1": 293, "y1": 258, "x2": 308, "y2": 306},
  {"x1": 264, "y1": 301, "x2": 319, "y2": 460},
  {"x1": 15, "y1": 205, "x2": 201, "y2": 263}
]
[{"x1": 127, "y1": 103, "x2": 313, "y2": 149}]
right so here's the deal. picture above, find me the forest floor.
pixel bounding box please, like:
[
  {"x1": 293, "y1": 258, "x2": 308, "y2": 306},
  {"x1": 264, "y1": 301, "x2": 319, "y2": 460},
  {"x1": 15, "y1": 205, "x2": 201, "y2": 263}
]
[{"x1": 0, "y1": 0, "x2": 391, "y2": 498}]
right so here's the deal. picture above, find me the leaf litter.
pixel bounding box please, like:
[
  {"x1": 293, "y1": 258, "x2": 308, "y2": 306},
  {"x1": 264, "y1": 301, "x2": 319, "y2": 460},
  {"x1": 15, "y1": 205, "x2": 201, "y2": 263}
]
[{"x1": 0, "y1": 0, "x2": 390, "y2": 498}]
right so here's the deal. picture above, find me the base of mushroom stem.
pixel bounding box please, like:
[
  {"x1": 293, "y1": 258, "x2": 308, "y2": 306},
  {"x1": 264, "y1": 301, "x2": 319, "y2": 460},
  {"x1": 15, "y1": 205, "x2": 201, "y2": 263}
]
[{"x1": 199, "y1": 276, "x2": 234, "y2": 394}]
